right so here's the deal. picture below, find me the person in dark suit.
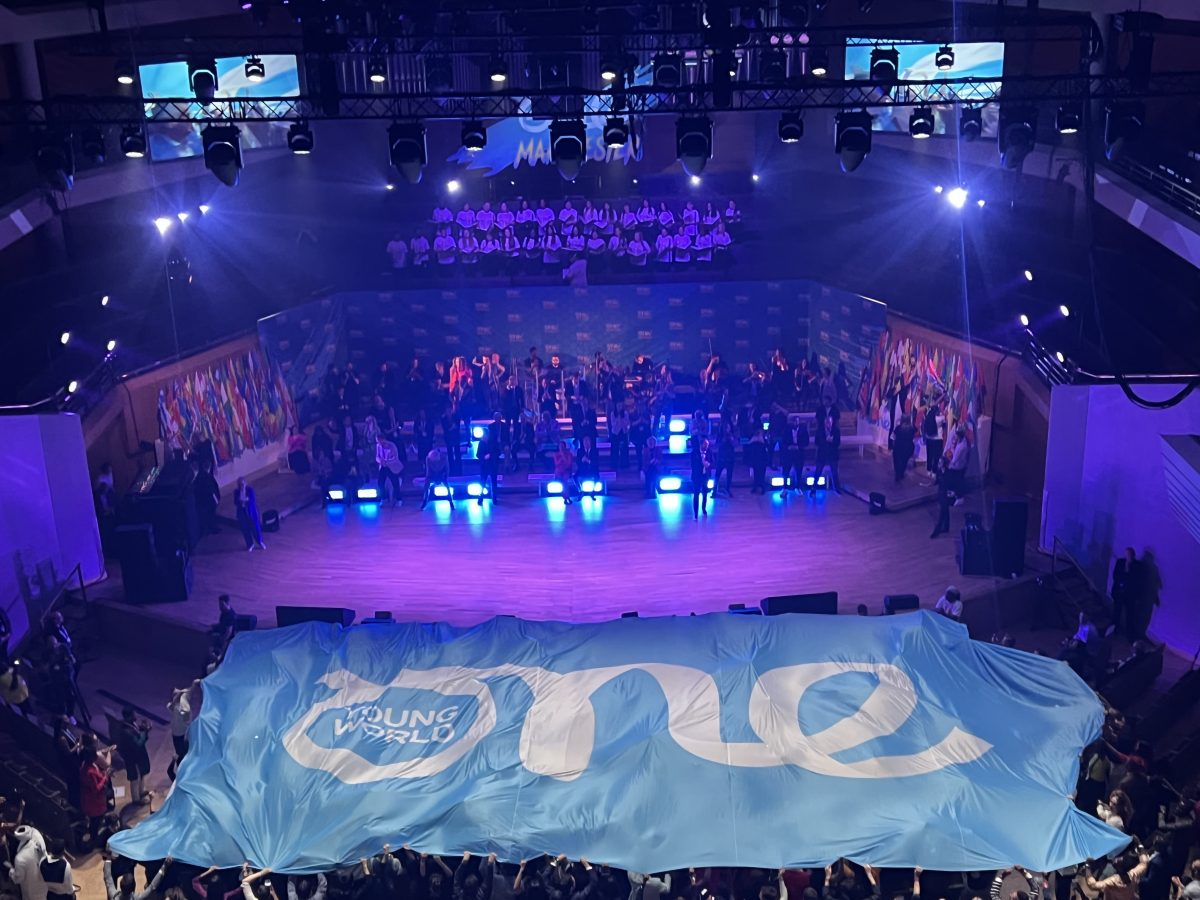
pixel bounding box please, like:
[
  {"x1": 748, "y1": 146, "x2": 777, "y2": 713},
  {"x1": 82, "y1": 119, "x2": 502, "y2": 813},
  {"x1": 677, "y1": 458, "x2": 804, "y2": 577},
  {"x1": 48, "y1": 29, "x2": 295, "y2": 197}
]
[
  {"x1": 691, "y1": 436, "x2": 713, "y2": 519},
  {"x1": 194, "y1": 459, "x2": 220, "y2": 535},
  {"x1": 814, "y1": 410, "x2": 841, "y2": 494},
  {"x1": 781, "y1": 417, "x2": 809, "y2": 494},
  {"x1": 767, "y1": 403, "x2": 789, "y2": 469},
  {"x1": 478, "y1": 424, "x2": 501, "y2": 506},
  {"x1": 745, "y1": 430, "x2": 768, "y2": 494},
  {"x1": 922, "y1": 399, "x2": 943, "y2": 474},
  {"x1": 1110, "y1": 547, "x2": 1141, "y2": 641},
  {"x1": 233, "y1": 477, "x2": 266, "y2": 551},
  {"x1": 892, "y1": 414, "x2": 916, "y2": 483}
]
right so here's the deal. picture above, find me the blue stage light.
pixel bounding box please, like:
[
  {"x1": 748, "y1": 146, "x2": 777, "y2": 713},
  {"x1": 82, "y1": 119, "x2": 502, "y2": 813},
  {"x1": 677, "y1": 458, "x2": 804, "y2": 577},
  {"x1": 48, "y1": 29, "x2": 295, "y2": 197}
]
[
  {"x1": 546, "y1": 480, "x2": 564, "y2": 495},
  {"x1": 707, "y1": 478, "x2": 716, "y2": 490},
  {"x1": 762, "y1": 421, "x2": 770, "y2": 431},
  {"x1": 471, "y1": 425, "x2": 487, "y2": 440},
  {"x1": 433, "y1": 485, "x2": 450, "y2": 498},
  {"x1": 326, "y1": 487, "x2": 346, "y2": 502},
  {"x1": 668, "y1": 435, "x2": 688, "y2": 454},
  {"x1": 467, "y1": 483, "x2": 490, "y2": 497},
  {"x1": 579, "y1": 479, "x2": 606, "y2": 495},
  {"x1": 357, "y1": 487, "x2": 379, "y2": 501},
  {"x1": 658, "y1": 475, "x2": 683, "y2": 492},
  {"x1": 669, "y1": 418, "x2": 687, "y2": 434},
  {"x1": 770, "y1": 476, "x2": 786, "y2": 488},
  {"x1": 806, "y1": 476, "x2": 815, "y2": 487}
]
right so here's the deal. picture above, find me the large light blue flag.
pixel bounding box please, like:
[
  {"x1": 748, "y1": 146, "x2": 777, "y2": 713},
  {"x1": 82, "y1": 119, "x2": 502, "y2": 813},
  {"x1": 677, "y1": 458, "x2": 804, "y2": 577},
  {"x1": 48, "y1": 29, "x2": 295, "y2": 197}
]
[{"x1": 110, "y1": 612, "x2": 1126, "y2": 874}]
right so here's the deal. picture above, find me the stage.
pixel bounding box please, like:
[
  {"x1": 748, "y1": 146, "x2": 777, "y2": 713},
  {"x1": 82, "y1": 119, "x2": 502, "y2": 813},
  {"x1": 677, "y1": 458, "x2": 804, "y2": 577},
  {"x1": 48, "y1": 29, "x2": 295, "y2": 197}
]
[{"x1": 98, "y1": 482, "x2": 1040, "y2": 631}]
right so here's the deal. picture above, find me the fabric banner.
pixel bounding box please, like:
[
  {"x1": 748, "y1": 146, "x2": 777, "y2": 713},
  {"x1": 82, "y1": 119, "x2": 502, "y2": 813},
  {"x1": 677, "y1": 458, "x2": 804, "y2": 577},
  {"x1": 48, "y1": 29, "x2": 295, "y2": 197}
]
[{"x1": 109, "y1": 612, "x2": 1125, "y2": 874}]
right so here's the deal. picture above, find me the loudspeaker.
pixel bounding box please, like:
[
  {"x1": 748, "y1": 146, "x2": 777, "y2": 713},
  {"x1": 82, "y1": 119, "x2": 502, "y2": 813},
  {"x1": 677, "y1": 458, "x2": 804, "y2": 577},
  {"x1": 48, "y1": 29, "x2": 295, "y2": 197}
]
[
  {"x1": 159, "y1": 549, "x2": 193, "y2": 603},
  {"x1": 275, "y1": 605, "x2": 355, "y2": 628},
  {"x1": 115, "y1": 524, "x2": 159, "y2": 605},
  {"x1": 990, "y1": 498, "x2": 1028, "y2": 577},
  {"x1": 261, "y1": 509, "x2": 281, "y2": 533},
  {"x1": 233, "y1": 614, "x2": 258, "y2": 632},
  {"x1": 869, "y1": 492, "x2": 887, "y2": 514},
  {"x1": 957, "y1": 528, "x2": 993, "y2": 576},
  {"x1": 620, "y1": 611, "x2": 639, "y2": 618},
  {"x1": 761, "y1": 591, "x2": 839, "y2": 616},
  {"x1": 883, "y1": 594, "x2": 920, "y2": 615},
  {"x1": 728, "y1": 603, "x2": 763, "y2": 616}
]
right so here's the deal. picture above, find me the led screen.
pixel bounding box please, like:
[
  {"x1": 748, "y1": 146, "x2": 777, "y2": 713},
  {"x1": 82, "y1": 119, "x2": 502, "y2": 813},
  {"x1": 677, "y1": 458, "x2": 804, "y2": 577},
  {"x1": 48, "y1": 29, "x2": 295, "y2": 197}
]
[
  {"x1": 843, "y1": 40, "x2": 1004, "y2": 137},
  {"x1": 139, "y1": 55, "x2": 301, "y2": 161}
]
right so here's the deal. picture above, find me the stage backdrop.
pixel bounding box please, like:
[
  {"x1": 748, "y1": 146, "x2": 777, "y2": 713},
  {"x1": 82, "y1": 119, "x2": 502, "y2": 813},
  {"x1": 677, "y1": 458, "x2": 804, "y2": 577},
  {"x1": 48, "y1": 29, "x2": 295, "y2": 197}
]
[
  {"x1": 1041, "y1": 384, "x2": 1200, "y2": 655},
  {"x1": 109, "y1": 612, "x2": 1125, "y2": 874},
  {"x1": 156, "y1": 346, "x2": 295, "y2": 467},
  {"x1": 258, "y1": 280, "x2": 887, "y2": 423}
]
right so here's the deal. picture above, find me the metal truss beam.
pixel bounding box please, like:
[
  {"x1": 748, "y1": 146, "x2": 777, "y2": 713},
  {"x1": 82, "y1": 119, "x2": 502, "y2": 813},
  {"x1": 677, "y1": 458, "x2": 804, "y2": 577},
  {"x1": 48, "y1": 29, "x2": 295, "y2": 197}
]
[{"x1": 3, "y1": 72, "x2": 1199, "y2": 126}]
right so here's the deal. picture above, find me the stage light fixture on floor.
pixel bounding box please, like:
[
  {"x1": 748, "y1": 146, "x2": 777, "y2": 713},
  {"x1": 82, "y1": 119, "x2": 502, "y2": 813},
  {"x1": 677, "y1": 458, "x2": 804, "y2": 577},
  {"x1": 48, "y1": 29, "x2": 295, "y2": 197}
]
[
  {"x1": 657, "y1": 476, "x2": 683, "y2": 493},
  {"x1": 806, "y1": 474, "x2": 827, "y2": 488},
  {"x1": 34, "y1": 130, "x2": 75, "y2": 191},
  {"x1": 115, "y1": 60, "x2": 135, "y2": 86},
  {"x1": 834, "y1": 110, "x2": 872, "y2": 173},
  {"x1": 778, "y1": 112, "x2": 804, "y2": 144},
  {"x1": 189, "y1": 58, "x2": 218, "y2": 102},
  {"x1": 287, "y1": 121, "x2": 314, "y2": 154},
  {"x1": 356, "y1": 487, "x2": 379, "y2": 502},
  {"x1": 368, "y1": 57, "x2": 387, "y2": 84},
  {"x1": 432, "y1": 485, "x2": 451, "y2": 499},
  {"x1": 869, "y1": 46, "x2": 898, "y2": 83},
  {"x1": 770, "y1": 476, "x2": 787, "y2": 488},
  {"x1": 946, "y1": 186, "x2": 968, "y2": 209},
  {"x1": 550, "y1": 119, "x2": 587, "y2": 181},
  {"x1": 998, "y1": 106, "x2": 1037, "y2": 171},
  {"x1": 1104, "y1": 101, "x2": 1144, "y2": 161},
  {"x1": 909, "y1": 106, "x2": 935, "y2": 139},
  {"x1": 489, "y1": 57, "x2": 508, "y2": 83},
  {"x1": 676, "y1": 116, "x2": 713, "y2": 177},
  {"x1": 762, "y1": 49, "x2": 786, "y2": 82},
  {"x1": 1056, "y1": 104, "x2": 1082, "y2": 135},
  {"x1": 461, "y1": 120, "x2": 487, "y2": 153},
  {"x1": 326, "y1": 486, "x2": 347, "y2": 503},
  {"x1": 466, "y1": 483, "x2": 491, "y2": 498},
  {"x1": 388, "y1": 121, "x2": 427, "y2": 184},
  {"x1": 202, "y1": 125, "x2": 243, "y2": 186},
  {"x1": 542, "y1": 480, "x2": 564, "y2": 496},
  {"x1": 120, "y1": 124, "x2": 147, "y2": 158},
  {"x1": 935, "y1": 44, "x2": 955, "y2": 70},
  {"x1": 580, "y1": 479, "x2": 606, "y2": 496},
  {"x1": 245, "y1": 56, "x2": 266, "y2": 82},
  {"x1": 1055, "y1": 351, "x2": 1066, "y2": 364},
  {"x1": 668, "y1": 417, "x2": 687, "y2": 433},
  {"x1": 959, "y1": 107, "x2": 982, "y2": 142},
  {"x1": 471, "y1": 425, "x2": 487, "y2": 440},
  {"x1": 603, "y1": 117, "x2": 628, "y2": 148},
  {"x1": 809, "y1": 47, "x2": 828, "y2": 77},
  {"x1": 653, "y1": 53, "x2": 682, "y2": 87}
]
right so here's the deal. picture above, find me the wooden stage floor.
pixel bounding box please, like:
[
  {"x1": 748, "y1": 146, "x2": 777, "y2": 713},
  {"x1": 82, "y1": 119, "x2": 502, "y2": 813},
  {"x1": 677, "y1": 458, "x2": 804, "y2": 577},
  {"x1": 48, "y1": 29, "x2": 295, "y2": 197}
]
[{"x1": 116, "y1": 485, "x2": 1035, "y2": 629}]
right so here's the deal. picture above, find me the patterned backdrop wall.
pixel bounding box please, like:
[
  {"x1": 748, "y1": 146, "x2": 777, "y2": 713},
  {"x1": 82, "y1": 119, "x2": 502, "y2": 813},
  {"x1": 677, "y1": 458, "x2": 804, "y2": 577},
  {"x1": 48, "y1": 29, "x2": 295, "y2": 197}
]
[
  {"x1": 156, "y1": 347, "x2": 296, "y2": 466},
  {"x1": 858, "y1": 328, "x2": 988, "y2": 441},
  {"x1": 260, "y1": 281, "x2": 887, "y2": 423}
]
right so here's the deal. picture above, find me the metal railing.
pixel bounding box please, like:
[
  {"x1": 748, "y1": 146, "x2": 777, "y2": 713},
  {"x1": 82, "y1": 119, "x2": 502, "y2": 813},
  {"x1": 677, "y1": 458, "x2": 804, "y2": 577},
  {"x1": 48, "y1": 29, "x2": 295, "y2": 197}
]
[
  {"x1": 1106, "y1": 156, "x2": 1200, "y2": 222},
  {"x1": 2, "y1": 561, "x2": 88, "y2": 661}
]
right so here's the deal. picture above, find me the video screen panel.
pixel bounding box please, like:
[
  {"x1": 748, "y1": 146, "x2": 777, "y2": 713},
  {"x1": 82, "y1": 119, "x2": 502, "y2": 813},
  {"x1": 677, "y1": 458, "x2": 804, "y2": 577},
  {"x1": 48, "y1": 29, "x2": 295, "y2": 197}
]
[
  {"x1": 843, "y1": 40, "x2": 1004, "y2": 137},
  {"x1": 139, "y1": 55, "x2": 301, "y2": 161}
]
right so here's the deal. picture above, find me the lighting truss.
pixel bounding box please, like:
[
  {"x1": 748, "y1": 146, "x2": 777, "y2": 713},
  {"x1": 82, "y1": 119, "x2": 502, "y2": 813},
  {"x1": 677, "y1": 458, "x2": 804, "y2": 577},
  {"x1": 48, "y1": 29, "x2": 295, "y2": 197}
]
[{"x1": 4, "y1": 72, "x2": 1200, "y2": 125}]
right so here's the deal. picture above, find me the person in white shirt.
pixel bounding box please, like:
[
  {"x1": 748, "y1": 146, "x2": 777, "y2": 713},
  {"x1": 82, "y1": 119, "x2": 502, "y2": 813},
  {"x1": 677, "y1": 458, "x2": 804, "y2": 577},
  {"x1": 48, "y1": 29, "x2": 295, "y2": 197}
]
[
  {"x1": 657, "y1": 201, "x2": 675, "y2": 228},
  {"x1": 586, "y1": 229, "x2": 606, "y2": 257},
  {"x1": 385, "y1": 233, "x2": 408, "y2": 270},
  {"x1": 672, "y1": 226, "x2": 691, "y2": 263},
  {"x1": 502, "y1": 226, "x2": 520, "y2": 258},
  {"x1": 496, "y1": 201, "x2": 515, "y2": 232},
  {"x1": 535, "y1": 199, "x2": 555, "y2": 232},
  {"x1": 712, "y1": 221, "x2": 732, "y2": 253},
  {"x1": 607, "y1": 227, "x2": 626, "y2": 260},
  {"x1": 597, "y1": 201, "x2": 615, "y2": 236},
  {"x1": 694, "y1": 229, "x2": 713, "y2": 263},
  {"x1": 479, "y1": 232, "x2": 500, "y2": 270},
  {"x1": 637, "y1": 198, "x2": 656, "y2": 225},
  {"x1": 682, "y1": 200, "x2": 700, "y2": 237},
  {"x1": 630, "y1": 872, "x2": 672, "y2": 900},
  {"x1": 581, "y1": 200, "x2": 597, "y2": 228},
  {"x1": 655, "y1": 228, "x2": 674, "y2": 265},
  {"x1": 168, "y1": 681, "x2": 198, "y2": 758},
  {"x1": 541, "y1": 225, "x2": 563, "y2": 264},
  {"x1": 432, "y1": 204, "x2": 452, "y2": 225},
  {"x1": 724, "y1": 199, "x2": 742, "y2": 223},
  {"x1": 565, "y1": 227, "x2": 585, "y2": 254},
  {"x1": 558, "y1": 199, "x2": 578, "y2": 228},
  {"x1": 934, "y1": 586, "x2": 963, "y2": 620},
  {"x1": 620, "y1": 202, "x2": 638, "y2": 230},
  {"x1": 410, "y1": 232, "x2": 431, "y2": 267},
  {"x1": 516, "y1": 199, "x2": 535, "y2": 231},
  {"x1": 457, "y1": 229, "x2": 479, "y2": 265},
  {"x1": 627, "y1": 230, "x2": 650, "y2": 267},
  {"x1": 475, "y1": 201, "x2": 495, "y2": 235},
  {"x1": 434, "y1": 227, "x2": 456, "y2": 265},
  {"x1": 455, "y1": 203, "x2": 475, "y2": 230}
]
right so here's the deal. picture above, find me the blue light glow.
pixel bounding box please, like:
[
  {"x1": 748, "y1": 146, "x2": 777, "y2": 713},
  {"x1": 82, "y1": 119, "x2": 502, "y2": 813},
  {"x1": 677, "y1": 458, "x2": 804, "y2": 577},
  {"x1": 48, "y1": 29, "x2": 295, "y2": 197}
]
[
  {"x1": 706, "y1": 478, "x2": 716, "y2": 490},
  {"x1": 546, "y1": 480, "x2": 564, "y2": 495},
  {"x1": 327, "y1": 488, "x2": 346, "y2": 501},
  {"x1": 357, "y1": 487, "x2": 379, "y2": 500},
  {"x1": 358, "y1": 502, "x2": 380, "y2": 520},
  {"x1": 770, "y1": 476, "x2": 786, "y2": 488},
  {"x1": 433, "y1": 485, "x2": 450, "y2": 498},
  {"x1": 471, "y1": 425, "x2": 487, "y2": 440},
  {"x1": 668, "y1": 435, "x2": 688, "y2": 454},
  {"x1": 658, "y1": 476, "x2": 683, "y2": 492},
  {"x1": 467, "y1": 483, "x2": 489, "y2": 497},
  {"x1": 669, "y1": 418, "x2": 687, "y2": 434}
]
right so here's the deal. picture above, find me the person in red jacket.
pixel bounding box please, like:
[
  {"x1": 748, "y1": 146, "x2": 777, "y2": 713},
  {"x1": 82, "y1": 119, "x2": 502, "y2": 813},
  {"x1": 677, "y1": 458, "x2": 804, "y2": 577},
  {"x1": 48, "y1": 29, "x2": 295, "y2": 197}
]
[{"x1": 80, "y1": 748, "x2": 111, "y2": 839}]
